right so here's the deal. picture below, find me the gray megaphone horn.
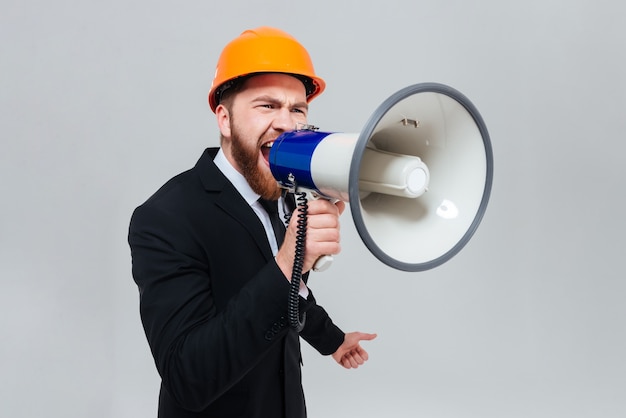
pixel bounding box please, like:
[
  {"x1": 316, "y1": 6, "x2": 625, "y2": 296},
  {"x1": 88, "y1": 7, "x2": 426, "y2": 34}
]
[{"x1": 270, "y1": 82, "x2": 493, "y2": 273}]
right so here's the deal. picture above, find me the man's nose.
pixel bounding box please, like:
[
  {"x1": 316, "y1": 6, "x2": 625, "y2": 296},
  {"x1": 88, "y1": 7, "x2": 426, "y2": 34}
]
[{"x1": 272, "y1": 108, "x2": 297, "y2": 131}]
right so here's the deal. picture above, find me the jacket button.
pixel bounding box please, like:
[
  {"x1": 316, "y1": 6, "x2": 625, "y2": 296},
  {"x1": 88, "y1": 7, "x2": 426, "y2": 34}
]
[{"x1": 264, "y1": 331, "x2": 274, "y2": 341}]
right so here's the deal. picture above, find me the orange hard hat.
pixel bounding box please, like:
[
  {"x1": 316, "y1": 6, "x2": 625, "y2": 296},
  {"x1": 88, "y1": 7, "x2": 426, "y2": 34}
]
[{"x1": 208, "y1": 26, "x2": 326, "y2": 112}]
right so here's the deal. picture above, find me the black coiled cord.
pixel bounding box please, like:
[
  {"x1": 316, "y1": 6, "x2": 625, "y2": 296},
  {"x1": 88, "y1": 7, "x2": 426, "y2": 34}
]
[{"x1": 286, "y1": 190, "x2": 308, "y2": 332}]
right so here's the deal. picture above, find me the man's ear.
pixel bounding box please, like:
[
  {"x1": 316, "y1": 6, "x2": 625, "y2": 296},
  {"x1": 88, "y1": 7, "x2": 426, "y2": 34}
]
[{"x1": 216, "y1": 104, "x2": 231, "y2": 138}]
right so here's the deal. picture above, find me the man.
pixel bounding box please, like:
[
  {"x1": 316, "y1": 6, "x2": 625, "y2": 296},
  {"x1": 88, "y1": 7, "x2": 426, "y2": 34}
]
[{"x1": 129, "y1": 27, "x2": 376, "y2": 417}]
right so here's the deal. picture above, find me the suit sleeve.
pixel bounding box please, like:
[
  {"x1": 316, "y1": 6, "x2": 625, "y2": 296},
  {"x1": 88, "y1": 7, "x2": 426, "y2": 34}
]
[
  {"x1": 299, "y1": 292, "x2": 345, "y2": 355},
  {"x1": 129, "y1": 202, "x2": 305, "y2": 412}
]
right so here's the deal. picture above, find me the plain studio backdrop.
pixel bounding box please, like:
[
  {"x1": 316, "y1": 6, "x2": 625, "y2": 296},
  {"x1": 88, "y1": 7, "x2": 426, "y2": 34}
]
[{"x1": 1, "y1": 1, "x2": 624, "y2": 417}]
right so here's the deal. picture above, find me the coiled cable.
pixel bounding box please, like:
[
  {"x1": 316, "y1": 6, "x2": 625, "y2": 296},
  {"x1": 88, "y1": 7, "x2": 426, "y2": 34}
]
[{"x1": 285, "y1": 190, "x2": 308, "y2": 332}]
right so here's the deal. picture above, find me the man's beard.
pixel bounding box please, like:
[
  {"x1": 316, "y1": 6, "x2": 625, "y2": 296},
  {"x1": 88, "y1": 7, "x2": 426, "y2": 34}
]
[{"x1": 230, "y1": 125, "x2": 281, "y2": 201}]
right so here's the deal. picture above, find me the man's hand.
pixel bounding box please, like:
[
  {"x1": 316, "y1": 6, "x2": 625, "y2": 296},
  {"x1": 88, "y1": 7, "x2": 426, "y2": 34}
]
[
  {"x1": 276, "y1": 199, "x2": 346, "y2": 278},
  {"x1": 332, "y1": 332, "x2": 377, "y2": 369}
]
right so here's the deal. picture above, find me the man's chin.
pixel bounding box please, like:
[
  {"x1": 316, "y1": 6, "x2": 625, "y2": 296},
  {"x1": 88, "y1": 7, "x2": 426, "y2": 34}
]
[
  {"x1": 248, "y1": 169, "x2": 281, "y2": 200},
  {"x1": 258, "y1": 162, "x2": 280, "y2": 198},
  {"x1": 261, "y1": 181, "x2": 281, "y2": 201}
]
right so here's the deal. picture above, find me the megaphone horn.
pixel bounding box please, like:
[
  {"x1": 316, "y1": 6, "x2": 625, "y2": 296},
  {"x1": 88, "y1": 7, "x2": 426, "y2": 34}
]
[{"x1": 270, "y1": 82, "x2": 493, "y2": 272}]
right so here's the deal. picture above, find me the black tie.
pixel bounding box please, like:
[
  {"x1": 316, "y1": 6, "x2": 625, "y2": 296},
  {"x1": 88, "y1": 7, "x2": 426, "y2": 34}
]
[{"x1": 258, "y1": 198, "x2": 285, "y2": 246}]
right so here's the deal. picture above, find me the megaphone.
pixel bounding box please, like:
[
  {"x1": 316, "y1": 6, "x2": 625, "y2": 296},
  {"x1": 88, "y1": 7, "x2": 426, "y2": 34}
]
[{"x1": 270, "y1": 82, "x2": 493, "y2": 273}]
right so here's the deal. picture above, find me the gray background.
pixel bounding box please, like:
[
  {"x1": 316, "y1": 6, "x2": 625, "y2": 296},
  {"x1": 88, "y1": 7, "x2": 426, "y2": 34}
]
[{"x1": 2, "y1": 1, "x2": 624, "y2": 417}]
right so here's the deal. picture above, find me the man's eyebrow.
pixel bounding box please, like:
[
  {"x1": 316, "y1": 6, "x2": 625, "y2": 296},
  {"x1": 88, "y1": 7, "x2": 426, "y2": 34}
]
[{"x1": 251, "y1": 95, "x2": 309, "y2": 110}]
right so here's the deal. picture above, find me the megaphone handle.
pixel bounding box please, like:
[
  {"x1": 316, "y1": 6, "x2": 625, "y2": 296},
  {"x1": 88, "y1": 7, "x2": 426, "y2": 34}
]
[
  {"x1": 313, "y1": 255, "x2": 334, "y2": 272},
  {"x1": 300, "y1": 189, "x2": 336, "y2": 272}
]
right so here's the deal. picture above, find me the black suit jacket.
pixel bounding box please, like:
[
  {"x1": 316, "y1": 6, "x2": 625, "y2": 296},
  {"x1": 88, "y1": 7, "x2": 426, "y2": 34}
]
[{"x1": 129, "y1": 148, "x2": 345, "y2": 417}]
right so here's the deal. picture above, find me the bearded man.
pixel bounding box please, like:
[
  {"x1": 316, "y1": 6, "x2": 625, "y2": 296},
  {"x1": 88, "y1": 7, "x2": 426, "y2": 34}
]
[{"x1": 128, "y1": 27, "x2": 376, "y2": 418}]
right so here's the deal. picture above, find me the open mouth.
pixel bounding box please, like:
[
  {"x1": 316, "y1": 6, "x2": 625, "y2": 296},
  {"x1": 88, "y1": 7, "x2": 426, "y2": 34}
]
[{"x1": 261, "y1": 140, "x2": 274, "y2": 164}]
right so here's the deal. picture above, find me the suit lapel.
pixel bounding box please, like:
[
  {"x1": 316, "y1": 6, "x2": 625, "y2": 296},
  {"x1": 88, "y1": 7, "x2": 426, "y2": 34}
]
[{"x1": 196, "y1": 148, "x2": 274, "y2": 261}]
